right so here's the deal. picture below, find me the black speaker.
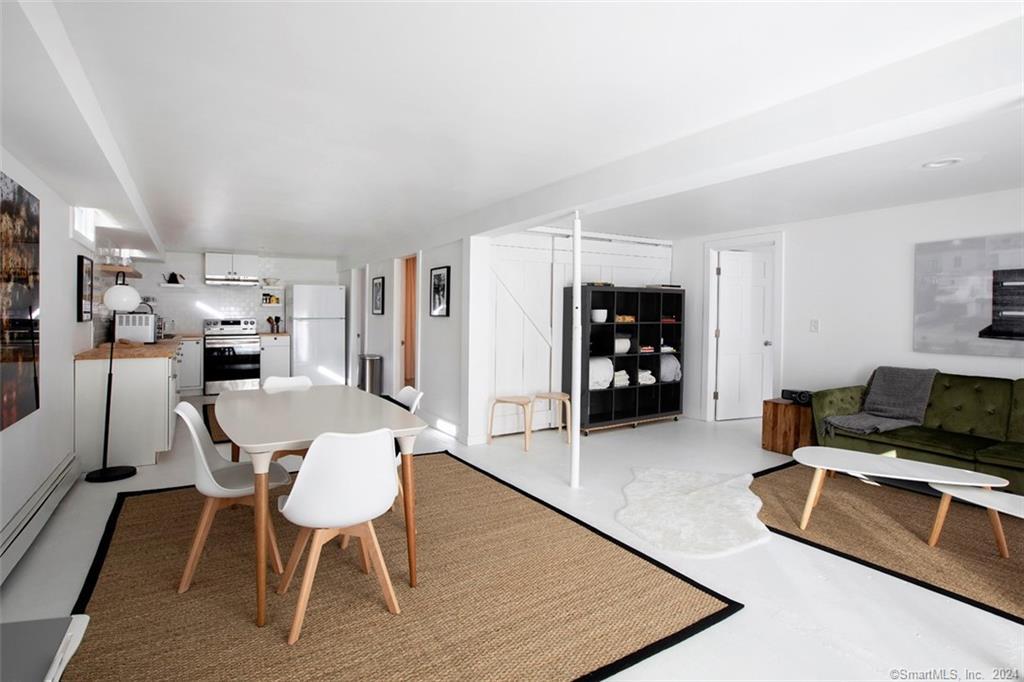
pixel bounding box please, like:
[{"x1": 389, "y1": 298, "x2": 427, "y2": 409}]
[{"x1": 781, "y1": 389, "x2": 813, "y2": 405}]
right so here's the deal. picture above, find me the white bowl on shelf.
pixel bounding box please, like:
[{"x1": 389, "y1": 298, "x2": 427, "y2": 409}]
[
  {"x1": 614, "y1": 338, "x2": 631, "y2": 354},
  {"x1": 591, "y1": 309, "x2": 608, "y2": 323}
]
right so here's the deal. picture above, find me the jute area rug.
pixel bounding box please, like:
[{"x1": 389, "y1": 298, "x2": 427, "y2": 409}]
[
  {"x1": 66, "y1": 453, "x2": 740, "y2": 681},
  {"x1": 751, "y1": 462, "x2": 1023, "y2": 622}
]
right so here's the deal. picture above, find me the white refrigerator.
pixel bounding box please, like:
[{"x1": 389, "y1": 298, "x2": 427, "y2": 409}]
[{"x1": 287, "y1": 284, "x2": 347, "y2": 385}]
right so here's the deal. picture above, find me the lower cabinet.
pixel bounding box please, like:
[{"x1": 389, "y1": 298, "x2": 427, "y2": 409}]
[
  {"x1": 75, "y1": 356, "x2": 177, "y2": 471},
  {"x1": 260, "y1": 334, "x2": 291, "y2": 382}
]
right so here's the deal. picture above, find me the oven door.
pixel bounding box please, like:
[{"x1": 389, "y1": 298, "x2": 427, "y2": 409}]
[{"x1": 204, "y1": 335, "x2": 261, "y2": 394}]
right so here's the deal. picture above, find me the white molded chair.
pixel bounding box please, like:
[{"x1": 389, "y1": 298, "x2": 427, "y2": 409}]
[
  {"x1": 394, "y1": 386, "x2": 423, "y2": 415},
  {"x1": 276, "y1": 429, "x2": 400, "y2": 644},
  {"x1": 263, "y1": 375, "x2": 313, "y2": 394},
  {"x1": 262, "y1": 376, "x2": 314, "y2": 460},
  {"x1": 174, "y1": 401, "x2": 291, "y2": 593}
]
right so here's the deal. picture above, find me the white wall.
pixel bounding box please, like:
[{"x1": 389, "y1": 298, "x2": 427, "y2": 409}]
[
  {"x1": 364, "y1": 259, "x2": 401, "y2": 396},
  {"x1": 417, "y1": 241, "x2": 462, "y2": 435},
  {"x1": 123, "y1": 252, "x2": 337, "y2": 335},
  {"x1": 0, "y1": 150, "x2": 94, "y2": 531},
  {"x1": 673, "y1": 188, "x2": 1024, "y2": 420}
]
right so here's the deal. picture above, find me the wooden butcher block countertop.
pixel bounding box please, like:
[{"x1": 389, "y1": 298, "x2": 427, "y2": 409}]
[{"x1": 75, "y1": 335, "x2": 197, "y2": 361}]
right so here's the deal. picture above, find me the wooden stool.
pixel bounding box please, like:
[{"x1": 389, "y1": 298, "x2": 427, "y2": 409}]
[
  {"x1": 487, "y1": 396, "x2": 533, "y2": 451},
  {"x1": 534, "y1": 392, "x2": 572, "y2": 444}
]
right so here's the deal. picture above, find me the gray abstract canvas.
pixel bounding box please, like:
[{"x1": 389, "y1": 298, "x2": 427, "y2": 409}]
[{"x1": 913, "y1": 232, "x2": 1024, "y2": 358}]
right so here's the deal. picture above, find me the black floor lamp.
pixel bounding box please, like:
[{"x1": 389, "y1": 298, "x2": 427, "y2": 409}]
[{"x1": 85, "y1": 271, "x2": 141, "y2": 483}]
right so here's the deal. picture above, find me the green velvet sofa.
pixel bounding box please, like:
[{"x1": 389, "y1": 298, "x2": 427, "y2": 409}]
[{"x1": 811, "y1": 373, "x2": 1024, "y2": 494}]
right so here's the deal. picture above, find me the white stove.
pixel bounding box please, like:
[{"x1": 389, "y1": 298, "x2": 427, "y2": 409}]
[{"x1": 203, "y1": 318, "x2": 260, "y2": 394}]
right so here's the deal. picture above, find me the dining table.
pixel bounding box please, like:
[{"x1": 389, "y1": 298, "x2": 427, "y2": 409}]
[{"x1": 215, "y1": 384, "x2": 428, "y2": 627}]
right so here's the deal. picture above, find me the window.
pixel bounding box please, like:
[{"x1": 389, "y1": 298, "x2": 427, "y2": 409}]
[{"x1": 71, "y1": 206, "x2": 96, "y2": 248}]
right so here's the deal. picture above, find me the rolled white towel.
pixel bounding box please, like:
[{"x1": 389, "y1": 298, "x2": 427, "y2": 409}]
[
  {"x1": 659, "y1": 354, "x2": 682, "y2": 382},
  {"x1": 589, "y1": 357, "x2": 614, "y2": 389}
]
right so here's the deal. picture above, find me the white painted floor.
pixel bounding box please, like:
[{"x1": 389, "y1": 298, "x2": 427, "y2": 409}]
[{"x1": 2, "y1": 414, "x2": 1021, "y2": 681}]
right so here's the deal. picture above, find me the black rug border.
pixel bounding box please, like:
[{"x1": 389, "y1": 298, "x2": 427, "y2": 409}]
[
  {"x1": 753, "y1": 460, "x2": 1023, "y2": 625},
  {"x1": 71, "y1": 450, "x2": 743, "y2": 680}
]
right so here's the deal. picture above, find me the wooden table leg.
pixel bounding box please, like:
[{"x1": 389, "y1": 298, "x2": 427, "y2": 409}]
[
  {"x1": 987, "y1": 508, "x2": 1010, "y2": 558},
  {"x1": 397, "y1": 436, "x2": 417, "y2": 587},
  {"x1": 813, "y1": 469, "x2": 830, "y2": 508},
  {"x1": 231, "y1": 442, "x2": 240, "y2": 463},
  {"x1": 928, "y1": 493, "x2": 952, "y2": 547},
  {"x1": 799, "y1": 468, "x2": 827, "y2": 530},
  {"x1": 254, "y1": 471, "x2": 268, "y2": 626}
]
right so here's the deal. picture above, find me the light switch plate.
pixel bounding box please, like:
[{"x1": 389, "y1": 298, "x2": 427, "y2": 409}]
[{"x1": 809, "y1": 319, "x2": 820, "y2": 333}]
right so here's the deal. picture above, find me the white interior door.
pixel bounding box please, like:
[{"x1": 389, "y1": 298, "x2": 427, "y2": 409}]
[
  {"x1": 714, "y1": 249, "x2": 774, "y2": 420},
  {"x1": 349, "y1": 269, "x2": 365, "y2": 386}
]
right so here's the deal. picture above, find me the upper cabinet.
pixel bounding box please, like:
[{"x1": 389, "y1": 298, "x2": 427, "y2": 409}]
[{"x1": 205, "y1": 253, "x2": 259, "y2": 285}]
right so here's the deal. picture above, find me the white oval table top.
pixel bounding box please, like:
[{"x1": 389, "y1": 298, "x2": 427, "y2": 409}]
[
  {"x1": 793, "y1": 446, "x2": 1008, "y2": 488},
  {"x1": 215, "y1": 385, "x2": 427, "y2": 453},
  {"x1": 930, "y1": 483, "x2": 1024, "y2": 518}
]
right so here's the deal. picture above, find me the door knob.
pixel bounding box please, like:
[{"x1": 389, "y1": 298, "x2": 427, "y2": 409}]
[{"x1": 763, "y1": 340, "x2": 773, "y2": 347}]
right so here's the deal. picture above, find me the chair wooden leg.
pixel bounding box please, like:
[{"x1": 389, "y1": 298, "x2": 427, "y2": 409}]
[
  {"x1": 277, "y1": 526, "x2": 312, "y2": 595},
  {"x1": 357, "y1": 534, "x2": 372, "y2": 575},
  {"x1": 178, "y1": 497, "x2": 219, "y2": 593},
  {"x1": 266, "y1": 512, "x2": 285, "y2": 575},
  {"x1": 340, "y1": 534, "x2": 350, "y2": 550},
  {"x1": 799, "y1": 468, "x2": 826, "y2": 530},
  {"x1": 391, "y1": 471, "x2": 404, "y2": 513},
  {"x1": 487, "y1": 401, "x2": 497, "y2": 444},
  {"x1": 564, "y1": 399, "x2": 572, "y2": 445},
  {"x1": 288, "y1": 528, "x2": 329, "y2": 645},
  {"x1": 928, "y1": 493, "x2": 952, "y2": 547},
  {"x1": 523, "y1": 403, "x2": 532, "y2": 452},
  {"x1": 231, "y1": 443, "x2": 240, "y2": 463},
  {"x1": 988, "y1": 508, "x2": 1010, "y2": 558},
  {"x1": 362, "y1": 521, "x2": 400, "y2": 615}
]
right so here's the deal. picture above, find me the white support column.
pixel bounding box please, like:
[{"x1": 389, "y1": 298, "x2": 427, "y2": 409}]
[{"x1": 570, "y1": 210, "x2": 582, "y2": 488}]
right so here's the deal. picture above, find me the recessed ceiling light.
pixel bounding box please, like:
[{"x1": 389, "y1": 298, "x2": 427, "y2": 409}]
[{"x1": 921, "y1": 158, "x2": 962, "y2": 169}]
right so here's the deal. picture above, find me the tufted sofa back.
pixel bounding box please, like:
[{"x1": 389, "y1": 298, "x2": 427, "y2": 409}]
[
  {"x1": 1008, "y1": 379, "x2": 1024, "y2": 443},
  {"x1": 922, "y1": 373, "x2": 1013, "y2": 441}
]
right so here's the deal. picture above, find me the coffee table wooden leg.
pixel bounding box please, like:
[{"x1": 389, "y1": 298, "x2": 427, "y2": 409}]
[
  {"x1": 398, "y1": 437, "x2": 418, "y2": 587},
  {"x1": 813, "y1": 469, "x2": 830, "y2": 508},
  {"x1": 800, "y1": 468, "x2": 827, "y2": 530},
  {"x1": 254, "y1": 471, "x2": 269, "y2": 626},
  {"x1": 928, "y1": 493, "x2": 952, "y2": 547},
  {"x1": 987, "y1": 508, "x2": 1009, "y2": 558}
]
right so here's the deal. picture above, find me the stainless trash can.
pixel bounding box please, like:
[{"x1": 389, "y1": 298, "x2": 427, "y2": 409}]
[{"x1": 358, "y1": 354, "x2": 383, "y2": 395}]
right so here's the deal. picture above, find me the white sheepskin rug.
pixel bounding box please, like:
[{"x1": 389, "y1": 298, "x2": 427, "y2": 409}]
[{"x1": 616, "y1": 468, "x2": 770, "y2": 558}]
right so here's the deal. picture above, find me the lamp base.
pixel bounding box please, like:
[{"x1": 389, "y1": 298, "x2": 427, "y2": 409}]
[{"x1": 85, "y1": 465, "x2": 137, "y2": 483}]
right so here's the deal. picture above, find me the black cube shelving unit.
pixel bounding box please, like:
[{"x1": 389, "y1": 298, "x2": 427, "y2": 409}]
[{"x1": 562, "y1": 285, "x2": 684, "y2": 434}]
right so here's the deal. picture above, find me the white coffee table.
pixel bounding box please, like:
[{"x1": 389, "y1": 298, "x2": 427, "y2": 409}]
[
  {"x1": 792, "y1": 446, "x2": 1009, "y2": 530},
  {"x1": 928, "y1": 483, "x2": 1024, "y2": 558}
]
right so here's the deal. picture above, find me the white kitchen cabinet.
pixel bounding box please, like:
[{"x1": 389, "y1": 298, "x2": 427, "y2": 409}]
[
  {"x1": 260, "y1": 334, "x2": 291, "y2": 382},
  {"x1": 177, "y1": 338, "x2": 203, "y2": 393},
  {"x1": 75, "y1": 356, "x2": 178, "y2": 471},
  {"x1": 205, "y1": 252, "x2": 259, "y2": 283}
]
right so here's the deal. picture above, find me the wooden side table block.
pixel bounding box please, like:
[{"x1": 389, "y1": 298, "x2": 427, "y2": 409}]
[{"x1": 762, "y1": 398, "x2": 816, "y2": 456}]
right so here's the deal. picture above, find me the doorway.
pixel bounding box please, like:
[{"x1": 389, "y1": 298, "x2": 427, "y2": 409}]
[
  {"x1": 402, "y1": 255, "x2": 417, "y2": 388},
  {"x1": 705, "y1": 236, "x2": 782, "y2": 421}
]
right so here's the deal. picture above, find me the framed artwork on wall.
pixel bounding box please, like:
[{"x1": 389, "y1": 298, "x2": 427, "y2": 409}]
[
  {"x1": 77, "y1": 255, "x2": 94, "y2": 321},
  {"x1": 371, "y1": 276, "x2": 385, "y2": 315},
  {"x1": 429, "y1": 266, "x2": 450, "y2": 317},
  {"x1": 1, "y1": 171, "x2": 42, "y2": 430},
  {"x1": 913, "y1": 232, "x2": 1023, "y2": 358}
]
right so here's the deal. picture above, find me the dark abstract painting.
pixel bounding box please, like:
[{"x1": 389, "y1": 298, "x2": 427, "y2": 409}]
[{"x1": 1, "y1": 172, "x2": 41, "y2": 430}]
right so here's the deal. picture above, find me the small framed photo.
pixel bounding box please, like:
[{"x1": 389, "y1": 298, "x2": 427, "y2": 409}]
[
  {"x1": 371, "y1": 276, "x2": 385, "y2": 315},
  {"x1": 429, "y1": 266, "x2": 450, "y2": 317},
  {"x1": 77, "y1": 255, "x2": 93, "y2": 321}
]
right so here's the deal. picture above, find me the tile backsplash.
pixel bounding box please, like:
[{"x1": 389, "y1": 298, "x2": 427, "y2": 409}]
[{"x1": 92, "y1": 252, "x2": 339, "y2": 341}]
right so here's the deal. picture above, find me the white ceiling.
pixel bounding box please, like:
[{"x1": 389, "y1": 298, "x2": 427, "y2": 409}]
[
  {"x1": 582, "y1": 106, "x2": 1024, "y2": 238},
  {"x1": 21, "y1": 1, "x2": 1019, "y2": 260}
]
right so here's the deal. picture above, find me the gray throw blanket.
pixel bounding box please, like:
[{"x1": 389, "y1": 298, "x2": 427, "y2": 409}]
[{"x1": 825, "y1": 366, "x2": 938, "y2": 436}]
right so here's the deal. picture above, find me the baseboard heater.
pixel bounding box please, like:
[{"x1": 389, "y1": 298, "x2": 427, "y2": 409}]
[{"x1": 1, "y1": 453, "x2": 78, "y2": 584}]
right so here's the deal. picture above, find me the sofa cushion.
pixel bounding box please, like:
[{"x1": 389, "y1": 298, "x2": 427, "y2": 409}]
[
  {"x1": 976, "y1": 441, "x2": 1024, "y2": 471},
  {"x1": 922, "y1": 373, "x2": 1012, "y2": 441},
  {"x1": 1008, "y1": 379, "x2": 1024, "y2": 443},
  {"x1": 861, "y1": 426, "x2": 998, "y2": 462}
]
